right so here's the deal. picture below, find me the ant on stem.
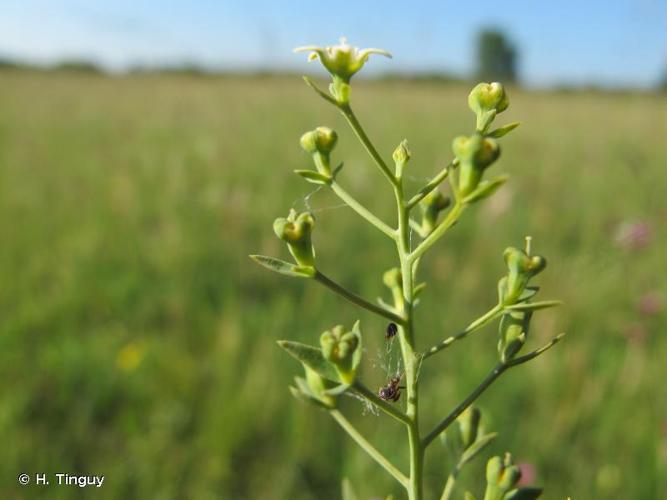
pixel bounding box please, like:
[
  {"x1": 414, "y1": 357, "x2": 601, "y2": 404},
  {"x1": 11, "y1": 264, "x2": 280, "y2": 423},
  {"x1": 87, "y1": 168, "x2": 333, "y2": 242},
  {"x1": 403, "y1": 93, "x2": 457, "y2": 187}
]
[{"x1": 378, "y1": 372, "x2": 405, "y2": 402}]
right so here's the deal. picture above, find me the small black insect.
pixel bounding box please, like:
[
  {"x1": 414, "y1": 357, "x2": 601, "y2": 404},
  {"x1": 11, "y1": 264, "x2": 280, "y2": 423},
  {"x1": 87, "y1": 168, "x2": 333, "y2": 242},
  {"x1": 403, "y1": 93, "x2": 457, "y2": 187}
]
[
  {"x1": 378, "y1": 375, "x2": 405, "y2": 402},
  {"x1": 385, "y1": 322, "x2": 398, "y2": 340}
]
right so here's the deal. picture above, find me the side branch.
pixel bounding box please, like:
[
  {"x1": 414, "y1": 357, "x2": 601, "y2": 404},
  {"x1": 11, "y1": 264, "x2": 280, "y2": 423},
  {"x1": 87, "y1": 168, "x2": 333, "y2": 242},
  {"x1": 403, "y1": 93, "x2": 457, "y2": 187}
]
[
  {"x1": 329, "y1": 409, "x2": 409, "y2": 488},
  {"x1": 353, "y1": 381, "x2": 412, "y2": 425},
  {"x1": 507, "y1": 333, "x2": 566, "y2": 367},
  {"x1": 409, "y1": 201, "x2": 465, "y2": 263},
  {"x1": 423, "y1": 363, "x2": 506, "y2": 447},
  {"x1": 423, "y1": 333, "x2": 565, "y2": 447},
  {"x1": 338, "y1": 105, "x2": 398, "y2": 187},
  {"x1": 302, "y1": 78, "x2": 397, "y2": 187},
  {"x1": 314, "y1": 271, "x2": 405, "y2": 324},
  {"x1": 330, "y1": 180, "x2": 396, "y2": 239},
  {"x1": 406, "y1": 160, "x2": 457, "y2": 209},
  {"x1": 421, "y1": 305, "x2": 503, "y2": 360}
]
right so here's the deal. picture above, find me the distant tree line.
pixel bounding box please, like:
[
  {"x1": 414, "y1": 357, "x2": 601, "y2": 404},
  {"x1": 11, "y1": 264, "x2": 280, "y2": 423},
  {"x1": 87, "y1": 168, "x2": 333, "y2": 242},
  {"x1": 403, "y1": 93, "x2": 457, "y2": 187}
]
[{"x1": 475, "y1": 29, "x2": 518, "y2": 84}]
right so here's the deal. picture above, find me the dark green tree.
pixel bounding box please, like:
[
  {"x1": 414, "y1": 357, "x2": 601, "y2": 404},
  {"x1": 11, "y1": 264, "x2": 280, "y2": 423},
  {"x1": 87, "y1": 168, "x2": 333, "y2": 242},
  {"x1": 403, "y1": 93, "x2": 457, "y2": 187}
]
[{"x1": 476, "y1": 29, "x2": 518, "y2": 83}]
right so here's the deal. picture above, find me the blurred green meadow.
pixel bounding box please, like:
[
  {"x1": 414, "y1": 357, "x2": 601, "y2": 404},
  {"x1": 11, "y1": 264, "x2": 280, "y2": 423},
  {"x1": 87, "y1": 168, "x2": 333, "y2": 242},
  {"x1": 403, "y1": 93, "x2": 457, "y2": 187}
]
[{"x1": 0, "y1": 71, "x2": 665, "y2": 499}]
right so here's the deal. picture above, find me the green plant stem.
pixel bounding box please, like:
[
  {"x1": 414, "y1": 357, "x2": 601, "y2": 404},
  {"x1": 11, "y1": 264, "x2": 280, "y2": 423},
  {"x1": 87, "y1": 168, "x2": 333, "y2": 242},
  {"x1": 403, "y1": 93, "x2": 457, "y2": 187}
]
[
  {"x1": 338, "y1": 101, "x2": 424, "y2": 498},
  {"x1": 329, "y1": 409, "x2": 409, "y2": 488},
  {"x1": 423, "y1": 363, "x2": 507, "y2": 447},
  {"x1": 424, "y1": 334, "x2": 565, "y2": 448},
  {"x1": 338, "y1": 104, "x2": 398, "y2": 187},
  {"x1": 507, "y1": 333, "x2": 566, "y2": 367},
  {"x1": 330, "y1": 180, "x2": 396, "y2": 239},
  {"x1": 395, "y1": 179, "x2": 424, "y2": 500},
  {"x1": 440, "y1": 472, "x2": 457, "y2": 500},
  {"x1": 421, "y1": 304, "x2": 503, "y2": 360},
  {"x1": 406, "y1": 160, "x2": 457, "y2": 209},
  {"x1": 352, "y1": 381, "x2": 411, "y2": 425},
  {"x1": 409, "y1": 201, "x2": 465, "y2": 263},
  {"x1": 314, "y1": 271, "x2": 405, "y2": 324}
]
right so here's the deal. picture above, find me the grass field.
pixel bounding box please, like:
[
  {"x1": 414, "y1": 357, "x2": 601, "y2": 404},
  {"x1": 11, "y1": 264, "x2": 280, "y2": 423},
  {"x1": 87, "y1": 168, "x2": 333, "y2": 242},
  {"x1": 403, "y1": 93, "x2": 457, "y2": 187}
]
[{"x1": 0, "y1": 71, "x2": 665, "y2": 499}]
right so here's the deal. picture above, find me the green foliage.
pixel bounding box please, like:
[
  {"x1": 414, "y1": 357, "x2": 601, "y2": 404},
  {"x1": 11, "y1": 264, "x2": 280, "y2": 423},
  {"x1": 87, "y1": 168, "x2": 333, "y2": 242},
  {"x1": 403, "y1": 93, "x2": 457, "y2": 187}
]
[{"x1": 476, "y1": 29, "x2": 518, "y2": 83}]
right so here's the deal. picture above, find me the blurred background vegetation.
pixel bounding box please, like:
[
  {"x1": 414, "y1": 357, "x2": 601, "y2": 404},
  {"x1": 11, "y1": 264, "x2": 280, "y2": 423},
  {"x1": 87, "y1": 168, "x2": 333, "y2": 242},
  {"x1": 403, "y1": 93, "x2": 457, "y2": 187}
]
[{"x1": 1, "y1": 2, "x2": 667, "y2": 498}]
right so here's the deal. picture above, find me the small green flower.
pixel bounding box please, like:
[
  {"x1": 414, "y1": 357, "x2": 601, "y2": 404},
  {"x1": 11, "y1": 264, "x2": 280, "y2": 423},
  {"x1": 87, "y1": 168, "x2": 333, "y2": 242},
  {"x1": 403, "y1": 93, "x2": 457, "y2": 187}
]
[
  {"x1": 452, "y1": 135, "x2": 501, "y2": 196},
  {"x1": 499, "y1": 247, "x2": 547, "y2": 306},
  {"x1": 320, "y1": 322, "x2": 362, "y2": 384},
  {"x1": 294, "y1": 38, "x2": 391, "y2": 104},
  {"x1": 300, "y1": 126, "x2": 338, "y2": 175},
  {"x1": 419, "y1": 189, "x2": 451, "y2": 235},
  {"x1": 294, "y1": 38, "x2": 392, "y2": 83},
  {"x1": 273, "y1": 210, "x2": 316, "y2": 267}
]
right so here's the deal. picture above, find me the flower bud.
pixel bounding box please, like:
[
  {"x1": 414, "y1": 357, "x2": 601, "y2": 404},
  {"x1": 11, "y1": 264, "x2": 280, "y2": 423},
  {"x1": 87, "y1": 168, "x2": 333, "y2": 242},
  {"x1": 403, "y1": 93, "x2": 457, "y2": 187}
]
[
  {"x1": 469, "y1": 82, "x2": 509, "y2": 116},
  {"x1": 300, "y1": 127, "x2": 338, "y2": 175},
  {"x1": 499, "y1": 247, "x2": 547, "y2": 306},
  {"x1": 273, "y1": 210, "x2": 316, "y2": 267},
  {"x1": 320, "y1": 323, "x2": 362, "y2": 384},
  {"x1": 498, "y1": 310, "x2": 531, "y2": 363},
  {"x1": 458, "y1": 407, "x2": 482, "y2": 449},
  {"x1": 468, "y1": 82, "x2": 509, "y2": 132},
  {"x1": 419, "y1": 189, "x2": 451, "y2": 235},
  {"x1": 452, "y1": 135, "x2": 501, "y2": 196},
  {"x1": 300, "y1": 127, "x2": 337, "y2": 155},
  {"x1": 392, "y1": 140, "x2": 411, "y2": 178},
  {"x1": 485, "y1": 453, "x2": 522, "y2": 500}
]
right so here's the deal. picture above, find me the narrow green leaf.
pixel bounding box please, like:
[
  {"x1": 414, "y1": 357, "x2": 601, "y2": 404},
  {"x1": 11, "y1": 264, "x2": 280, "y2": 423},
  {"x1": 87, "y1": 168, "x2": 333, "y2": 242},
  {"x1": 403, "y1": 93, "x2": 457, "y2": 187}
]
[
  {"x1": 504, "y1": 487, "x2": 543, "y2": 500},
  {"x1": 294, "y1": 169, "x2": 332, "y2": 185},
  {"x1": 459, "y1": 432, "x2": 498, "y2": 467},
  {"x1": 504, "y1": 300, "x2": 563, "y2": 312},
  {"x1": 277, "y1": 340, "x2": 340, "y2": 382},
  {"x1": 464, "y1": 492, "x2": 477, "y2": 500},
  {"x1": 341, "y1": 478, "x2": 358, "y2": 500},
  {"x1": 487, "y1": 121, "x2": 521, "y2": 138},
  {"x1": 249, "y1": 255, "x2": 316, "y2": 278},
  {"x1": 463, "y1": 175, "x2": 509, "y2": 204}
]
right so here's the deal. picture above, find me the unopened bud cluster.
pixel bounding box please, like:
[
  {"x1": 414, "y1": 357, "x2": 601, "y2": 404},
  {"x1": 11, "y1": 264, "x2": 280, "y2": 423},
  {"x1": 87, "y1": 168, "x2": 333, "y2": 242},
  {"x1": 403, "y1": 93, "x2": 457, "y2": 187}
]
[
  {"x1": 320, "y1": 324, "x2": 362, "y2": 384},
  {"x1": 273, "y1": 209, "x2": 316, "y2": 267},
  {"x1": 451, "y1": 82, "x2": 518, "y2": 203},
  {"x1": 300, "y1": 126, "x2": 338, "y2": 176}
]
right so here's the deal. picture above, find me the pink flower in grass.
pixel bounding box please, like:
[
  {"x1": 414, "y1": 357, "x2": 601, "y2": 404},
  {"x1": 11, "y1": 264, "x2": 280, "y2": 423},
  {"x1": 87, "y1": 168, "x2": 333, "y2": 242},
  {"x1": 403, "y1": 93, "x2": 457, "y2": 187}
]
[
  {"x1": 517, "y1": 462, "x2": 536, "y2": 486},
  {"x1": 637, "y1": 291, "x2": 663, "y2": 317},
  {"x1": 614, "y1": 220, "x2": 653, "y2": 251}
]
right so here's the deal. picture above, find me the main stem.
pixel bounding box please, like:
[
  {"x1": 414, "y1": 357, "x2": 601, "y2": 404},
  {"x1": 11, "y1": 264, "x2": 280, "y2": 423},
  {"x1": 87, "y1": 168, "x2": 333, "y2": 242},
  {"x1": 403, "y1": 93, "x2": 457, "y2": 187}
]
[
  {"x1": 338, "y1": 100, "x2": 422, "y2": 498},
  {"x1": 395, "y1": 184, "x2": 423, "y2": 500}
]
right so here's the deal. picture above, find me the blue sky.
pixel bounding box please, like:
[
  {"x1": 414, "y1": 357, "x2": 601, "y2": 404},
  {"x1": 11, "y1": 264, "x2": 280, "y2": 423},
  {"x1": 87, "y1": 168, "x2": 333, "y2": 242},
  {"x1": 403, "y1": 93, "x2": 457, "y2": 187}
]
[{"x1": 1, "y1": 0, "x2": 666, "y2": 87}]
